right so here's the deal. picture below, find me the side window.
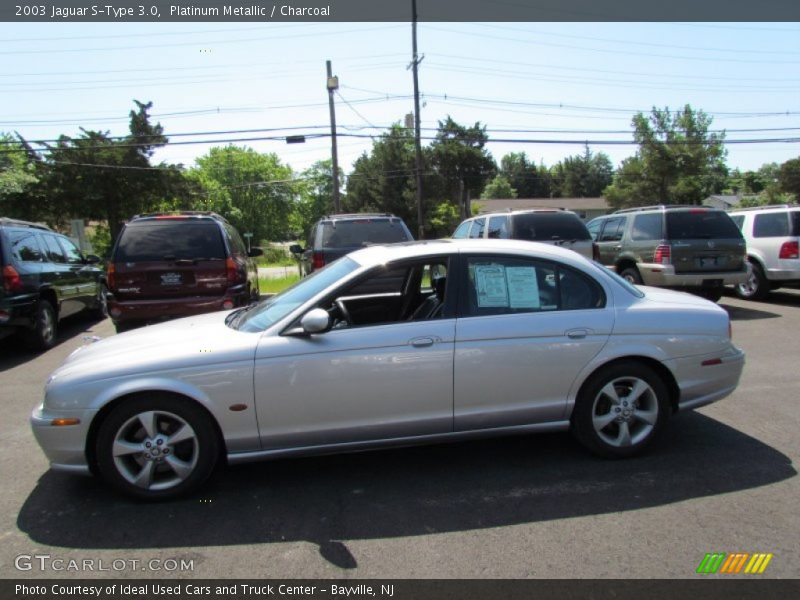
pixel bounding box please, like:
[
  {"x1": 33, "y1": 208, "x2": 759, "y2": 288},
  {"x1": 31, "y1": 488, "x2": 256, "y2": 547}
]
[
  {"x1": 468, "y1": 218, "x2": 486, "y2": 239},
  {"x1": 347, "y1": 265, "x2": 408, "y2": 295},
  {"x1": 224, "y1": 223, "x2": 247, "y2": 256},
  {"x1": 41, "y1": 234, "x2": 67, "y2": 263},
  {"x1": 631, "y1": 213, "x2": 663, "y2": 241},
  {"x1": 463, "y1": 256, "x2": 605, "y2": 318},
  {"x1": 586, "y1": 219, "x2": 603, "y2": 241},
  {"x1": 451, "y1": 221, "x2": 471, "y2": 239},
  {"x1": 58, "y1": 236, "x2": 84, "y2": 265},
  {"x1": 730, "y1": 215, "x2": 745, "y2": 231},
  {"x1": 487, "y1": 216, "x2": 509, "y2": 239},
  {"x1": 598, "y1": 217, "x2": 625, "y2": 242},
  {"x1": 754, "y1": 212, "x2": 790, "y2": 238},
  {"x1": 8, "y1": 231, "x2": 44, "y2": 263}
]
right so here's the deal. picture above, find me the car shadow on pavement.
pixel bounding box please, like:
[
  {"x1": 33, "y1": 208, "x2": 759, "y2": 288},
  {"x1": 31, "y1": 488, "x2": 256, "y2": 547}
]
[
  {"x1": 0, "y1": 316, "x2": 107, "y2": 372},
  {"x1": 18, "y1": 412, "x2": 796, "y2": 569},
  {"x1": 719, "y1": 303, "x2": 781, "y2": 321}
]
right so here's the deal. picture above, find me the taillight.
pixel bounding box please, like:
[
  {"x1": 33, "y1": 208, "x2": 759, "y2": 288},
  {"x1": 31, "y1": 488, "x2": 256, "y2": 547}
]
[
  {"x1": 2, "y1": 265, "x2": 22, "y2": 292},
  {"x1": 226, "y1": 257, "x2": 238, "y2": 284},
  {"x1": 779, "y1": 241, "x2": 799, "y2": 259},
  {"x1": 106, "y1": 263, "x2": 116, "y2": 291},
  {"x1": 312, "y1": 252, "x2": 325, "y2": 270},
  {"x1": 592, "y1": 242, "x2": 601, "y2": 262},
  {"x1": 654, "y1": 244, "x2": 671, "y2": 265}
]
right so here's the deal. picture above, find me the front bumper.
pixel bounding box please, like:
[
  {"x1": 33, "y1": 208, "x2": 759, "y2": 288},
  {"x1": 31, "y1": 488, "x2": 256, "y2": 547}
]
[
  {"x1": 30, "y1": 403, "x2": 96, "y2": 475},
  {"x1": 667, "y1": 346, "x2": 746, "y2": 412},
  {"x1": 639, "y1": 264, "x2": 749, "y2": 288}
]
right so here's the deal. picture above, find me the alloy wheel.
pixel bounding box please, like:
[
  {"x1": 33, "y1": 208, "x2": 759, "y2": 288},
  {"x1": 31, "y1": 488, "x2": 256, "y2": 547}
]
[{"x1": 591, "y1": 376, "x2": 659, "y2": 448}]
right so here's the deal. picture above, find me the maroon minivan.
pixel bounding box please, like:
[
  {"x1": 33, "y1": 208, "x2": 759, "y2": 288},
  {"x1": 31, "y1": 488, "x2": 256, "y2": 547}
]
[{"x1": 106, "y1": 213, "x2": 261, "y2": 333}]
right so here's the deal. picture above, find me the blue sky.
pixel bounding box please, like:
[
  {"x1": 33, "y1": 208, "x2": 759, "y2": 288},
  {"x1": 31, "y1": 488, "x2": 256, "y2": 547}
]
[{"x1": 3, "y1": 21, "x2": 799, "y2": 178}]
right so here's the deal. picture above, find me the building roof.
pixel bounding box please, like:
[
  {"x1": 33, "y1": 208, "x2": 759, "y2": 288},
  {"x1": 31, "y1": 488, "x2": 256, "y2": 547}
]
[{"x1": 476, "y1": 197, "x2": 609, "y2": 212}]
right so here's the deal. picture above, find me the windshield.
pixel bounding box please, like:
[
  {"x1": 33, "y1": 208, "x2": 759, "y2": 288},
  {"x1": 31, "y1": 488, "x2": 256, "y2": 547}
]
[{"x1": 234, "y1": 257, "x2": 359, "y2": 332}]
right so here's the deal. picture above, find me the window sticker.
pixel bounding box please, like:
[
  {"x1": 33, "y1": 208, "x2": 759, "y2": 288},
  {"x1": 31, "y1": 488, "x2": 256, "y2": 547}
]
[
  {"x1": 507, "y1": 266, "x2": 540, "y2": 309},
  {"x1": 474, "y1": 264, "x2": 509, "y2": 307}
]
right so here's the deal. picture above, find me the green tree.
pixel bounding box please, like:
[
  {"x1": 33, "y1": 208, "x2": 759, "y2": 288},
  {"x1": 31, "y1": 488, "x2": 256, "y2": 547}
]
[
  {"x1": 429, "y1": 117, "x2": 496, "y2": 218},
  {"x1": 189, "y1": 145, "x2": 296, "y2": 242},
  {"x1": 498, "y1": 152, "x2": 552, "y2": 197},
  {"x1": 551, "y1": 146, "x2": 614, "y2": 198},
  {"x1": 0, "y1": 133, "x2": 39, "y2": 219},
  {"x1": 481, "y1": 174, "x2": 517, "y2": 199},
  {"x1": 292, "y1": 159, "x2": 341, "y2": 239},
  {"x1": 778, "y1": 157, "x2": 800, "y2": 199},
  {"x1": 604, "y1": 105, "x2": 727, "y2": 209}
]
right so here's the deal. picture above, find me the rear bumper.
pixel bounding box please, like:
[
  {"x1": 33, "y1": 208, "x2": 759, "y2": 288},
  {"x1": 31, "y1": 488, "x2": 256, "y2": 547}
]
[
  {"x1": 108, "y1": 289, "x2": 247, "y2": 325},
  {"x1": 668, "y1": 346, "x2": 745, "y2": 411},
  {"x1": 30, "y1": 402, "x2": 95, "y2": 475},
  {"x1": 639, "y1": 264, "x2": 749, "y2": 287},
  {"x1": 765, "y1": 267, "x2": 800, "y2": 282}
]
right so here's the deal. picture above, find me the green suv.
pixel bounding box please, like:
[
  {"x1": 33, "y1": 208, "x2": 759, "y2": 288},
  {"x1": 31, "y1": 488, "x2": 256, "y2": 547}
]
[{"x1": 586, "y1": 205, "x2": 748, "y2": 301}]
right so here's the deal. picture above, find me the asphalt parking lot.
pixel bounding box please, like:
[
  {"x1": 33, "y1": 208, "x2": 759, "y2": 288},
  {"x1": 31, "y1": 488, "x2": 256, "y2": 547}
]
[{"x1": 0, "y1": 291, "x2": 798, "y2": 579}]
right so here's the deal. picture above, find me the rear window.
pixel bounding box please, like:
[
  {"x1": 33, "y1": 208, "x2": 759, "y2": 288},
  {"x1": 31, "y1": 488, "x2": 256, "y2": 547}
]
[
  {"x1": 115, "y1": 221, "x2": 226, "y2": 262},
  {"x1": 8, "y1": 230, "x2": 44, "y2": 263},
  {"x1": 666, "y1": 210, "x2": 742, "y2": 240},
  {"x1": 320, "y1": 219, "x2": 409, "y2": 248},
  {"x1": 512, "y1": 213, "x2": 591, "y2": 241}
]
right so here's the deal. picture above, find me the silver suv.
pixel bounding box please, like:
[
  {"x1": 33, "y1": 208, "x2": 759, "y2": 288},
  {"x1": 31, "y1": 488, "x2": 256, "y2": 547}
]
[
  {"x1": 728, "y1": 204, "x2": 800, "y2": 300},
  {"x1": 451, "y1": 209, "x2": 597, "y2": 261},
  {"x1": 587, "y1": 205, "x2": 748, "y2": 302}
]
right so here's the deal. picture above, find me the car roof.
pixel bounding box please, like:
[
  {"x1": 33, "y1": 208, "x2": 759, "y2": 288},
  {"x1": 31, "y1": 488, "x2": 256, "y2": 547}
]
[
  {"x1": 475, "y1": 209, "x2": 577, "y2": 217},
  {"x1": 347, "y1": 238, "x2": 592, "y2": 268},
  {"x1": 0, "y1": 217, "x2": 52, "y2": 231},
  {"x1": 729, "y1": 204, "x2": 800, "y2": 215}
]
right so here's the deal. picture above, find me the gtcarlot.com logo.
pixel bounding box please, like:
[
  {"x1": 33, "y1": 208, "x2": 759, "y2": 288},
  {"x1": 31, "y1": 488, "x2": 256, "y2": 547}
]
[
  {"x1": 14, "y1": 554, "x2": 194, "y2": 572},
  {"x1": 696, "y1": 552, "x2": 774, "y2": 575}
]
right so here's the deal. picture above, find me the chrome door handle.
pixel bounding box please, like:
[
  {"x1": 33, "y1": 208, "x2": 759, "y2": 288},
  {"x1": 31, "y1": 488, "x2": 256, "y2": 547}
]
[
  {"x1": 410, "y1": 336, "x2": 435, "y2": 347},
  {"x1": 566, "y1": 329, "x2": 588, "y2": 339}
]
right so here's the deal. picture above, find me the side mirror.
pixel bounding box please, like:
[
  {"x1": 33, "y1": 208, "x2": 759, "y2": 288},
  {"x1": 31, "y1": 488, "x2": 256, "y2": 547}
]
[
  {"x1": 289, "y1": 244, "x2": 304, "y2": 255},
  {"x1": 300, "y1": 308, "x2": 330, "y2": 334},
  {"x1": 84, "y1": 254, "x2": 101, "y2": 264},
  {"x1": 248, "y1": 247, "x2": 264, "y2": 258}
]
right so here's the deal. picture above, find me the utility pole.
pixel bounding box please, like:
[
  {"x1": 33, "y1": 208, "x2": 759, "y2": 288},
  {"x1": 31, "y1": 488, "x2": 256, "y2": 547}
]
[
  {"x1": 326, "y1": 60, "x2": 341, "y2": 213},
  {"x1": 411, "y1": 0, "x2": 424, "y2": 239}
]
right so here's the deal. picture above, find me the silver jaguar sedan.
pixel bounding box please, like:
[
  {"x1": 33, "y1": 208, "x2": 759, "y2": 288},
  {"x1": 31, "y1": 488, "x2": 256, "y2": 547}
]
[{"x1": 31, "y1": 239, "x2": 744, "y2": 500}]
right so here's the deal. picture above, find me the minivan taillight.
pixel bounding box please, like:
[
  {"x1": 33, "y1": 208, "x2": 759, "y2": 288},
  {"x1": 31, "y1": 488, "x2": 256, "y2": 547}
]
[
  {"x1": 106, "y1": 263, "x2": 116, "y2": 291},
  {"x1": 592, "y1": 242, "x2": 601, "y2": 263},
  {"x1": 226, "y1": 257, "x2": 238, "y2": 284},
  {"x1": 779, "y1": 241, "x2": 799, "y2": 259},
  {"x1": 2, "y1": 265, "x2": 21, "y2": 292},
  {"x1": 312, "y1": 252, "x2": 325, "y2": 270},
  {"x1": 654, "y1": 244, "x2": 671, "y2": 265}
]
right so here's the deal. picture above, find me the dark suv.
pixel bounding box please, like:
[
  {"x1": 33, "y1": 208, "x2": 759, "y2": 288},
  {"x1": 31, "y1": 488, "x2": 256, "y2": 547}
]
[
  {"x1": 587, "y1": 205, "x2": 747, "y2": 301},
  {"x1": 107, "y1": 212, "x2": 261, "y2": 333},
  {"x1": 0, "y1": 218, "x2": 106, "y2": 350},
  {"x1": 291, "y1": 213, "x2": 414, "y2": 274}
]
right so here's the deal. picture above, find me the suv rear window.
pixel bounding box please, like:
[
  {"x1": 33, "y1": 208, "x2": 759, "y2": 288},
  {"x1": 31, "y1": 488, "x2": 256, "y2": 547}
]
[
  {"x1": 665, "y1": 211, "x2": 741, "y2": 240},
  {"x1": 320, "y1": 219, "x2": 408, "y2": 248},
  {"x1": 512, "y1": 213, "x2": 591, "y2": 241},
  {"x1": 115, "y1": 221, "x2": 226, "y2": 261}
]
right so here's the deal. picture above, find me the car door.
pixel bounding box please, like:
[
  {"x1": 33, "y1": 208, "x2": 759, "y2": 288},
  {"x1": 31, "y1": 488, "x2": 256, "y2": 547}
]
[
  {"x1": 39, "y1": 233, "x2": 79, "y2": 317},
  {"x1": 57, "y1": 235, "x2": 99, "y2": 311},
  {"x1": 595, "y1": 216, "x2": 627, "y2": 267},
  {"x1": 253, "y1": 257, "x2": 456, "y2": 450},
  {"x1": 453, "y1": 253, "x2": 614, "y2": 431}
]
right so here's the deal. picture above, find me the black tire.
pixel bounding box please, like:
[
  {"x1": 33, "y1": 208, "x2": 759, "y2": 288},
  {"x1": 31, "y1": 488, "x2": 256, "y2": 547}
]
[
  {"x1": 735, "y1": 261, "x2": 769, "y2": 301},
  {"x1": 571, "y1": 361, "x2": 670, "y2": 459},
  {"x1": 697, "y1": 288, "x2": 723, "y2": 302},
  {"x1": 24, "y1": 299, "x2": 57, "y2": 351},
  {"x1": 95, "y1": 394, "x2": 220, "y2": 500},
  {"x1": 114, "y1": 321, "x2": 133, "y2": 334},
  {"x1": 619, "y1": 267, "x2": 643, "y2": 285},
  {"x1": 89, "y1": 284, "x2": 108, "y2": 320}
]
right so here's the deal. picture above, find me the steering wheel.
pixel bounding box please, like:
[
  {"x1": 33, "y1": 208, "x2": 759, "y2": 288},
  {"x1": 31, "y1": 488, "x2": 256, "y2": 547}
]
[{"x1": 335, "y1": 299, "x2": 352, "y2": 326}]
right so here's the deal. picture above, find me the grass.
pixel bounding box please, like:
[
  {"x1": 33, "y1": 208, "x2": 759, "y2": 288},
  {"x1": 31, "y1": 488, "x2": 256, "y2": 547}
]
[{"x1": 258, "y1": 274, "x2": 301, "y2": 295}]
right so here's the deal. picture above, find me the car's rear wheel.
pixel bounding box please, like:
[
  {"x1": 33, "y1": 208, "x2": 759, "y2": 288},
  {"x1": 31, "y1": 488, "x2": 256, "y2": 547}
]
[
  {"x1": 89, "y1": 284, "x2": 108, "y2": 320},
  {"x1": 736, "y1": 261, "x2": 769, "y2": 301},
  {"x1": 24, "y1": 299, "x2": 57, "y2": 351},
  {"x1": 696, "y1": 288, "x2": 723, "y2": 302},
  {"x1": 95, "y1": 395, "x2": 220, "y2": 500},
  {"x1": 571, "y1": 361, "x2": 669, "y2": 458},
  {"x1": 619, "y1": 267, "x2": 643, "y2": 285}
]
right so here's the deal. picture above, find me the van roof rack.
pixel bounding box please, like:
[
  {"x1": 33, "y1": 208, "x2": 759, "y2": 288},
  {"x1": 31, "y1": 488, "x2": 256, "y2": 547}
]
[
  {"x1": 131, "y1": 211, "x2": 228, "y2": 222},
  {"x1": 729, "y1": 204, "x2": 799, "y2": 212},
  {"x1": 0, "y1": 217, "x2": 52, "y2": 231},
  {"x1": 613, "y1": 204, "x2": 707, "y2": 214}
]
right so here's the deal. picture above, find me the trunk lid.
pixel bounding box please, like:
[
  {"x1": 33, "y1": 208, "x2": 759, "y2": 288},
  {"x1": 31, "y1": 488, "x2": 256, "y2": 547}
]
[{"x1": 664, "y1": 210, "x2": 745, "y2": 274}]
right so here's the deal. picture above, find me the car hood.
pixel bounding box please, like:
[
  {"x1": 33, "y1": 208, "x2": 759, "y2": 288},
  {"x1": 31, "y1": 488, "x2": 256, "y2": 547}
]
[{"x1": 53, "y1": 311, "x2": 259, "y2": 383}]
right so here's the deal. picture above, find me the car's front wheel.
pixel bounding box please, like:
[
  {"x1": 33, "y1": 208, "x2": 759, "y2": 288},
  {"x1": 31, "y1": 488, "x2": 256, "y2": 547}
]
[
  {"x1": 571, "y1": 361, "x2": 669, "y2": 458},
  {"x1": 95, "y1": 394, "x2": 220, "y2": 500},
  {"x1": 619, "y1": 267, "x2": 643, "y2": 285}
]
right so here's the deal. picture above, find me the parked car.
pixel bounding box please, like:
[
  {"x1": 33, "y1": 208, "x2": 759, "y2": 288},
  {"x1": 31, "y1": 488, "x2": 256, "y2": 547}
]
[
  {"x1": 0, "y1": 217, "x2": 106, "y2": 350},
  {"x1": 587, "y1": 205, "x2": 748, "y2": 301},
  {"x1": 290, "y1": 213, "x2": 413, "y2": 274},
  {"x1": 728, "y1": 204, "x2": 800, "y2": 300},
  {"x1": 32, "y1": 239, "x2": 744, "y2": 500},
  {"x1": 451, "y1": 209, "x2": 598, "y2": 261},
  {"x1": 106, "y1": 212, "x2": 262, "y2": 333}
]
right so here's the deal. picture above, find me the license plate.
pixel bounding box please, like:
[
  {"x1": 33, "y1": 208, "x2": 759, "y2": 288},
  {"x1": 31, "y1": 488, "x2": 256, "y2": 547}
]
[
  {"x1": 700, "y1": 257, "x2": 717, "y2": 267},
  {"x1": 160, "y1": 272, "x2": 182, "y2": 285}
]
